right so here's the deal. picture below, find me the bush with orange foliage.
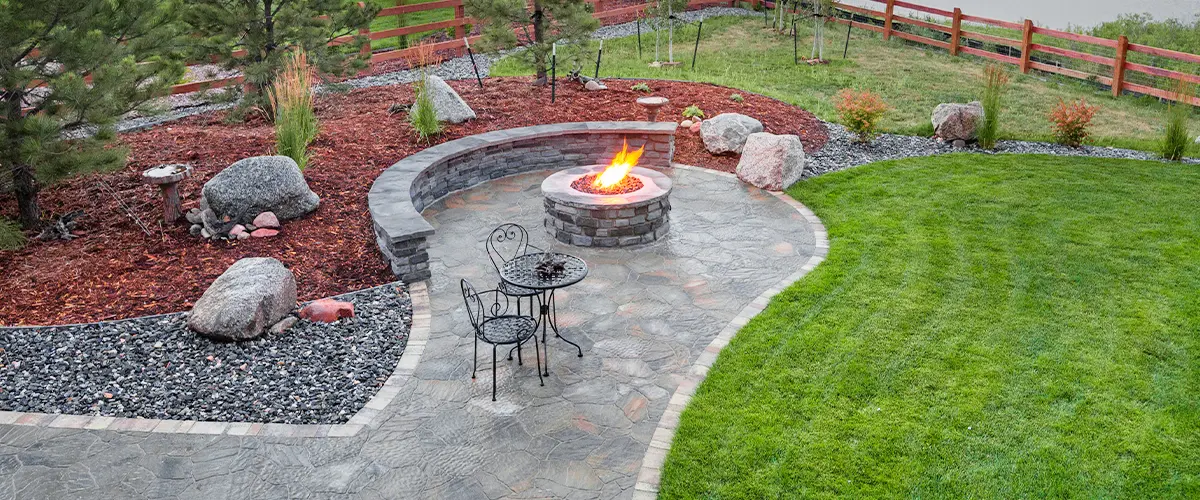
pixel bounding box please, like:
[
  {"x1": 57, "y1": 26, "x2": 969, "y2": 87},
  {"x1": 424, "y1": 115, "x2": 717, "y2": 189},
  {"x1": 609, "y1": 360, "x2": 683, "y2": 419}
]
[
  {"x1": 1048, "y1": 99, "x2": 1099, "y2": 147},
  {"x1": 835, "y1": 89, "x2": 889, "y2": 143}
]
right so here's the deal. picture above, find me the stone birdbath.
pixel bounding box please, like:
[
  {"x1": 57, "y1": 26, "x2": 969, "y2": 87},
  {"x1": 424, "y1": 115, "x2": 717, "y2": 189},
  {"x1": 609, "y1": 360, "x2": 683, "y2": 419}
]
[
  {"x1": 142, "y1": 164, "x2": 192, "y2": 224},
  {"x1": 636, "y1": 96, "x2": 669, "y2": 121}
]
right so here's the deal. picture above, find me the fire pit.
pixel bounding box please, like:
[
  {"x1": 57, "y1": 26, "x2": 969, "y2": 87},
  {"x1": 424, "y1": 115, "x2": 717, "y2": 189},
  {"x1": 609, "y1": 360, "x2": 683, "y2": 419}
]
[{"x1": 542, "y1": 141, "x2": 672, "y2": 247}]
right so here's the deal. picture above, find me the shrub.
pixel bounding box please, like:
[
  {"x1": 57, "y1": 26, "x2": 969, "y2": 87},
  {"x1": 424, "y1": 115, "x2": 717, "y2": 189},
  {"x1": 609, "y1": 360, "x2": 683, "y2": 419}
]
[
  {"x1": 730, "y1": 93, "x2": 744, "y2": 103},
  {"x1": 835, "y1": 89, "x2": 889, "y2": 142},
  {"x1": 0, "y1": 218, "x2": 26, "y2": 251},
  {"x1": 269, "y1": 50, "x2": 318, "y2": 170},
  {"x1": 1048, "y1": 99, "x2": 1099, "y2": 147},
  {"x1": 978, "y1": 63, "x2": 1008, "y2": 149},
  {"x1": 1160, "y1": 80, "x2": 1193, "y2": 161},
  {"x1": 630, "y1": 82, "x2": 651, "y2": 93},
  {"x1": 682, "y1": 105, "x2": 705, "y2": 120}
]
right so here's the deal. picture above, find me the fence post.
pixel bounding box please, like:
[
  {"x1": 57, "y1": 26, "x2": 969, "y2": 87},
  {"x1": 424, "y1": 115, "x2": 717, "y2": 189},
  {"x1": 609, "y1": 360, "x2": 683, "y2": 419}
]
[
  {"x1": 358, "y1": 2, "x2": 371, "y2": 67},
  {"x1": 949, "y1": 8, "x2": 962, "y2": 56},
  {"x1": 1112, "y1": 35, "x2": 1128, "y2": 98},
  {"x1": 883, "y1": 0, "x2": 896, "y2": 41},
  {"x1": 454, "y1": 3, "x2": 466, "y2": 57},
  {"x1": 1019, "y1": 19, "x2": 1033, "y2": 73}
]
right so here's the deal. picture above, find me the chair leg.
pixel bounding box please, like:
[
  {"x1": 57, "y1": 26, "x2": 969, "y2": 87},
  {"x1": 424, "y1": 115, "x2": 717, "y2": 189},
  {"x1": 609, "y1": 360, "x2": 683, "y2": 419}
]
[
  {"x1": 492, "y1": 344, "x2": 498, "y2": 402},
  {"x1": 534, "y1": 334, "x2": 544, "y2": 387},
  {"x1": 472, "y1": 337, "x2": 478, "y2": 379},
  {"x1": 516, "y1": 339, "x2": 523, "y2": 366}
]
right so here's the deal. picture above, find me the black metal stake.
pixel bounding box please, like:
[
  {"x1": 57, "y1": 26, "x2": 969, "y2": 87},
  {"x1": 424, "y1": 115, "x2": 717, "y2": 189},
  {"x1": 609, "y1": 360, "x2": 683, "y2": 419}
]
[
  {"x1": 793, "y1": 19, "x2": 798, "y2": 64},
  {"x1": 691, "y1": 20, "x2": 703, "y2": 70},
  {"x1": 636, "y1": 17, "x2": 642, "y2": 59},
  {"x1": 843, "y1": 20, "x2": 852, "y2": 59},
  {"x1": 595, "y1": 42, "x2": 603, "y2": 79},
  {"x1": 465, "y1": 38, "x2": 484, "y2": 89},
  {"x1": 550, "y1": 52, "x2": 557, "y2": 103}
]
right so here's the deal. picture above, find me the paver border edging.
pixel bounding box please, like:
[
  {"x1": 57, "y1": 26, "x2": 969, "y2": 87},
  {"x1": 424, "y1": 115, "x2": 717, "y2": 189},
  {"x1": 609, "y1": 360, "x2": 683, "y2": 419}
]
[
  {"x1": 0, "y1": 281, "x2": 433, "y2": 438},
  {"x1": 631, "y1": 164, "x2": 830, "y2": 498}
]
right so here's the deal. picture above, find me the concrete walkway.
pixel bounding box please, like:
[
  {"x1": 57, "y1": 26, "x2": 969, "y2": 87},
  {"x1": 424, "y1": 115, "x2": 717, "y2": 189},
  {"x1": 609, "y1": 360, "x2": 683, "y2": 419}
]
[{"x1": 0, "y1": 165, "x2": 820, "y2": 499}]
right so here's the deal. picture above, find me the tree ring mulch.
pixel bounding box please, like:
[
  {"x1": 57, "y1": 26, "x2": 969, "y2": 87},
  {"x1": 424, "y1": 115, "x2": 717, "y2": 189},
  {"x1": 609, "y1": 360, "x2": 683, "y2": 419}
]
[{"x1": 0, "y1": 77, "x2": 827, "y2": 326}]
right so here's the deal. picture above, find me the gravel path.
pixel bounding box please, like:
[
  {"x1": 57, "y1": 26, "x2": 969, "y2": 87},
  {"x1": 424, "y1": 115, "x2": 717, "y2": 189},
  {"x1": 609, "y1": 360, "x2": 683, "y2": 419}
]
[
  {"x1": 0, "y1": 283, "x2": 411, "y2": 424},
  {"x1": 806, "y1": 121, "x2": 1200, "y2": 177}
]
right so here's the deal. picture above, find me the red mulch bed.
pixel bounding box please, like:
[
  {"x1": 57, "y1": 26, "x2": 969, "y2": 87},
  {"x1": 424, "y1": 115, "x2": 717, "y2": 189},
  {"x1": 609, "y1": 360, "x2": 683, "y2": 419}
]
[{"x1": 0, "y1": 78, "x2": 826, "y2": 326}]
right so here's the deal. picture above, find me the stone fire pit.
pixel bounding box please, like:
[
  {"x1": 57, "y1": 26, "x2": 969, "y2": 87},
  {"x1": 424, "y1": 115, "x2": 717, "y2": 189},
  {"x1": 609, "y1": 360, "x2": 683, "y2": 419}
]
[{"x1": 542, "y1": 165, "x2": 672, "y2": 247}]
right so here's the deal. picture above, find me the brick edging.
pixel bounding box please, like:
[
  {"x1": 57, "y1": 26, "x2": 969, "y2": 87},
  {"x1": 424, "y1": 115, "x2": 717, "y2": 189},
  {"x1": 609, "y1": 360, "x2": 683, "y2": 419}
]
[
  {"x1": 632, "y1": 164, "x2": 830, "y2": 498},
  {"x1": 0, "y1": 281, "x2": 433, "y2": 438}
]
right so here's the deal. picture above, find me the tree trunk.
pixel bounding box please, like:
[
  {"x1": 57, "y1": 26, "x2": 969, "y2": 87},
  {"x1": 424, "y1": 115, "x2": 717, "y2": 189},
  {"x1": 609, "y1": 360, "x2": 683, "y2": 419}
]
[
  {"x1": 532, "y1": 0, "x2": 547, "y2": 82},
  {"x1": 12, "y1": 162, "x2": 40, "y2": 229},
  {"x1": 2, "y1": 89, "x2": 40, "y2": 229}
]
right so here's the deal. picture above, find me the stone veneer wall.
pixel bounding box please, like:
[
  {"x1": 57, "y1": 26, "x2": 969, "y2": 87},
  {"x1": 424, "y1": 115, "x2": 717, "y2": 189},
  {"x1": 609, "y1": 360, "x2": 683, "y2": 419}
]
[{"x1": 368, "y1": 122, "x2": 677, "y2": 283}]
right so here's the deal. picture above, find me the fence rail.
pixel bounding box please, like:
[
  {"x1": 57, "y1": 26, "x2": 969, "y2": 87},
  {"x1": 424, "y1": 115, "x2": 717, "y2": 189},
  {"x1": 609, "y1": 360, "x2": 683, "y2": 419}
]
[{"x1": 824, "y1": 0, "x2": 1199, "y2": 105}]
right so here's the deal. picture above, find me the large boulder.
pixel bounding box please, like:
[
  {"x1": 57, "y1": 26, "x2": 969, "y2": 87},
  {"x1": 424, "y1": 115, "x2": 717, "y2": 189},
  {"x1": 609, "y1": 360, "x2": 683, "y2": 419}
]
[
  {"x1": 188, "y1": 258, "x2": 297, "y2": 342},
  {"x1": 736, "y1": 133, "x2": 806, "y2": 191},
  {"x1": 931, "y1": 101, "x2": 984, "y2": 141},
  {"x1": 424, "y1": 75, "x2": 476, "y2": 124},
  {"x1": 700, "y1": 113, "x2": 764, "y2": 154},
  {"x1": 202, "y1": 156, "x2": 319, "y2": 224}
]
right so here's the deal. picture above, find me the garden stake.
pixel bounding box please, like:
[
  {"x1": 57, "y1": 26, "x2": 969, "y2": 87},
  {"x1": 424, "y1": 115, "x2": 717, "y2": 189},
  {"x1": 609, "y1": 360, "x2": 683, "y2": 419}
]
[
  {"x1": 691, "y1": 20, "x2": 702, "y2": 70},
  {"x1": 793, "y1": 19, "x2": 798, "y2": 64},
  {"x1": 594, "y1": 39, "x2": 603, "y2": 79},
  {"x1": 464, "y1": 37, "x2": 484, "y2": 88},
  {"x1": 843, "y1": 20, "x2": 852, "y2": 59},
  {"x1": 550, "y1": 44, "x2": 557, "y2": 103},
  {"x1": 637, "y1": 17, "x2": 642, "y2": 59}
]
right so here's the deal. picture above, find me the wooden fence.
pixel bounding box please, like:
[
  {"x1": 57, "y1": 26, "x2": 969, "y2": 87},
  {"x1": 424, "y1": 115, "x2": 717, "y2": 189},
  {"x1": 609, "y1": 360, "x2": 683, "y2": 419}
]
[
  {"x1": 170, "y1": 0, "x2": 735, "y2": 96},
  {"x1": 826, "y1": 0, "x2": 1200, "y2": 105}
]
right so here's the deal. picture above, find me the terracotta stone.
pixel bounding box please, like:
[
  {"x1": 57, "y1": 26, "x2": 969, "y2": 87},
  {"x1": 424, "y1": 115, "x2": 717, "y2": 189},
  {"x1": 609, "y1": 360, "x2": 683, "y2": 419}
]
[
  {"x1": 250, "y1": 228, "x2": 279, "y2": 238},
  {"x1": 299, "y1": 299, "x2": 355, "y2": 323}
]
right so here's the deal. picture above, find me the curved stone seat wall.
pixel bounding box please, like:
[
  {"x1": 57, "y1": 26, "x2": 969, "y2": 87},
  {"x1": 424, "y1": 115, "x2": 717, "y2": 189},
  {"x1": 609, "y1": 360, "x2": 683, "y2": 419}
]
[{"x1": 368, "y1": 122, "x2": 677, "y2": 283}]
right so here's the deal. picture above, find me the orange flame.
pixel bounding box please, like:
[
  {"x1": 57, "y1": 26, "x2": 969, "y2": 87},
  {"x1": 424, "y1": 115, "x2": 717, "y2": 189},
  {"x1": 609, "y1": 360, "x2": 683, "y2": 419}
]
[{"x1": 594, "y1": 140, "x2": 644, "y2": 189}]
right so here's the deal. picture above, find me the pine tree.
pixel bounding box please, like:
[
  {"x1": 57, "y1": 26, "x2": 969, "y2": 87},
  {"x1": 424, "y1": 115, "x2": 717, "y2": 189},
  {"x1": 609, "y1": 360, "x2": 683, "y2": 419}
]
[
  {"x1": 185, "y1": 0, "x2": 378, "y2": 110},
  {"x1": 465, "y1": 0, "x2": 599, "y2": 85},
  {"x1": 0, "y1": 0, "x2": 188, "y2": 229}
]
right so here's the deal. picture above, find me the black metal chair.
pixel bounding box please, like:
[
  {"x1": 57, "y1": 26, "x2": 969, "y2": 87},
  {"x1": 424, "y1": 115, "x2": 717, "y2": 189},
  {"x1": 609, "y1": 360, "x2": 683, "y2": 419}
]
[
  {"x1": 486, "y1": 223, "x2": 542, "y2": 310},
  {"x1": 461, "y1": 279, "x2": 544, "y2": 401}
]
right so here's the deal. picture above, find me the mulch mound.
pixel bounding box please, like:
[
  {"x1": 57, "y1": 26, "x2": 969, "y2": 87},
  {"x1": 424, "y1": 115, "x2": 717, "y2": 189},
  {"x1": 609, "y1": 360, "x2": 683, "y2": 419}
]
[{"x1": 0, "y1": 78, "x2": 826, "y2": 325}]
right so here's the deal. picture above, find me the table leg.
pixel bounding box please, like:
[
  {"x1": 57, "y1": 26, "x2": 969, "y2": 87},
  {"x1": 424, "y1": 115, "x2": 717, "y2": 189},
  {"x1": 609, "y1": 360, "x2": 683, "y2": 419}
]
[{"x1": 543, "y1": 289, "x2": 583, "y2": 358}]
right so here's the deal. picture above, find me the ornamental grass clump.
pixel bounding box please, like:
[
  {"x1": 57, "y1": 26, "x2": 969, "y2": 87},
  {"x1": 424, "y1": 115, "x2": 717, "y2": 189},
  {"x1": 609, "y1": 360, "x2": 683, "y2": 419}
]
[
  {"x1": 835, "y1": 89, "x2": 889, "y2": 142},
  {"x1": 1048, "y1": 98, "x2": 1099, "y2": 147},
  {"x1": 978, "y1": 63, "x2": 1008, "y2": 149},
  {"x1": 269, "y1": 50, "x2": 318, "y2": 170},
  {"x1": 408, "y1": 44, "x2": 443, "y2": 143},
  {"x1": 1160, "y1": 80, "x2": 1194, "y2": 161}
]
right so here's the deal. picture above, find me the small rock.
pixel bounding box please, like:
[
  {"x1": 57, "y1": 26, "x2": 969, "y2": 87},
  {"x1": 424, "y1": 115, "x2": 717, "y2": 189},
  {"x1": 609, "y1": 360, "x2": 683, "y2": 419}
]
[
  {"x1": 252, "y1": 212, "x2": 280, "y2": 229},
  {"x1": 250, "y1": 228, "x2": 279, "y2": 238},
  {"x1": 185, "y1": 208, "x2": 203, "y2": 224},
  {"x1": 229, "y1": 224, "x2": 247, "y2": 238},
  {"x1": 200, "y1": 228, "x2": 212, "y2": 238},
  {"x1": 189, "y1": 224, "x2": 203, "y2": 236},
  {"x1": 952, "y1": 139, "x2": 967, "y2": 148},
  {"x1": 689, "y1": 121, "x2": 702, "y2": 133},
  {"x1": 584, "y1": 80, "x2": 607, "y2": 91},
  {"x1": 236, "y1": 232, "x2": 250, "y2": 240},
  {"x1": 680, "y1": 119, "x2": 693, "y2": 128},
  {"x1": 269, "y1": 316, "x2": 299, "y2": 335},
  {"x1": 245, "y1": 224, "x2": 257, "y2": 232},
  {"x1": 299, "y1": 299, "x2": 355, "y2": 323}
]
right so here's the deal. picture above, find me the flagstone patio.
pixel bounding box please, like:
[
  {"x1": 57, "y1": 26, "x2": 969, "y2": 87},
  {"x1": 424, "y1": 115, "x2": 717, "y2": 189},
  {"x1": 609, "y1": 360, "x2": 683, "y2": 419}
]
[{"x1": 0, "y1": 165, "x2": 821, "y2": 499}]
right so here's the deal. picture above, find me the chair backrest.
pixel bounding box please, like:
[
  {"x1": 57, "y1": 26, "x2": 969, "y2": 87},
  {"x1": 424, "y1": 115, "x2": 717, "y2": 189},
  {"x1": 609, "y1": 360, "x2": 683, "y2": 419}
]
[
  {"x1": 485, "y1": 223, "x2": 530, "y2": 274},
  {"x1": 460, "y1": 279, "x2": 514, "y2": 334}
]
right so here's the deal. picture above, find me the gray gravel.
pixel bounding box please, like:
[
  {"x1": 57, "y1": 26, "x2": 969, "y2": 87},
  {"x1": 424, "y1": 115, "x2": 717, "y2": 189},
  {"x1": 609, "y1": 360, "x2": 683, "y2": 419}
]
[
  {"x1": 0, "y1": 283, "x2": 411, "y2": 424},
  {"x1": 806, "y1": 121, "x2": 1200, "y2": 177}
]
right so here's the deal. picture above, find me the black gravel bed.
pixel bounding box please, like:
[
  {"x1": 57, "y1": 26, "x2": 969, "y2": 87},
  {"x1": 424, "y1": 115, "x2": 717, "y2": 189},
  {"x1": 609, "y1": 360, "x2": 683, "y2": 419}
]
[
  {"x1": 0, "y1": 283, "x2": 412, "y2": 425},
  {"x1": 806, "y1": 121, "x2": 1199, "y2": 177}
]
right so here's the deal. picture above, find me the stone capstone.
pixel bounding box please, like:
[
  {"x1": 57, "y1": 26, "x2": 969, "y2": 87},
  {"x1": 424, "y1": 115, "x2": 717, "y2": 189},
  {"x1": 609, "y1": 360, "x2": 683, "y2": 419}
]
[
  {"x1": 187, "y1": 257, "x2": 297, "y2": 342},
  {"x1": 735, "y1": 132, "x2": 806, "y2": 191},
  {"x1": 424, "y1": 75, "x2": 476, "y2": 124},
  {"x1": 700, "y1": 113, "x2": 764, "y2": 154},
  {"x1": 932, "y1": 101, "x2": 984, "y2": 141},
  {"x1": 201, "y1": 156, "x2": 319, "y2": 224}
]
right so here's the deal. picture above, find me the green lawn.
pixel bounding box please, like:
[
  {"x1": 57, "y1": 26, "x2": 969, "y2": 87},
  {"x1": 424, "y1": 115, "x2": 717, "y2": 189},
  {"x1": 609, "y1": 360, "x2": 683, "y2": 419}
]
[
  {"x1": 659, "y1": 154, "x2": 1200, "y2": 498},
  {"x1": 366, "y1": 0, "x2": 460, "y2": 51},
  {"x1": 491, "y1": 15, "x2": 1200, "y2": 156}
]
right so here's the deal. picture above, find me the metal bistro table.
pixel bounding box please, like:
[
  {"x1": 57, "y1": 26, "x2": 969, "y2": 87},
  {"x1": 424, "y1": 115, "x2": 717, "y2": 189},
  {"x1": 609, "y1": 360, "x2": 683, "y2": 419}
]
[{"x1": 499, "y1": 252, "x2": 588, "y2": 374}]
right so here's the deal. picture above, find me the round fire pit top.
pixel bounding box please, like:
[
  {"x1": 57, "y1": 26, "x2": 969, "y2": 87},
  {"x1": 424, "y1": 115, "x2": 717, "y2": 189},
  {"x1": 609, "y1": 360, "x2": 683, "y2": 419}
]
[{"x1": 542, "y1": 165, "x2": 672, "y2": 210}]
